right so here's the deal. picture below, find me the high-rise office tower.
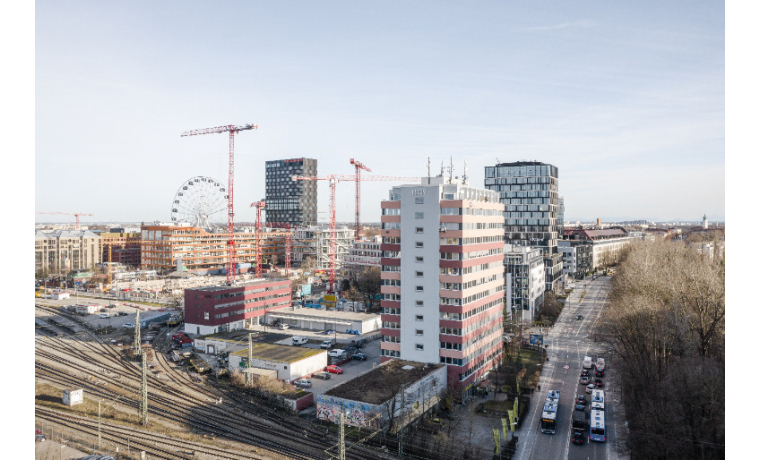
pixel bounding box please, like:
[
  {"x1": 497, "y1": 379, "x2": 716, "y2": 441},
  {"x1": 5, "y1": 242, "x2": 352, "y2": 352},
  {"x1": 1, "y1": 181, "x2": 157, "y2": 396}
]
[
  {"x1": 380, "y1": 176, "x2": 504, "y2": 395},
  {"x1": 264, "y1": 158, "x2": 317, "y2": 227},
  {"x1": 484, "y1": 161, "x2": 563, "y2": 293}
]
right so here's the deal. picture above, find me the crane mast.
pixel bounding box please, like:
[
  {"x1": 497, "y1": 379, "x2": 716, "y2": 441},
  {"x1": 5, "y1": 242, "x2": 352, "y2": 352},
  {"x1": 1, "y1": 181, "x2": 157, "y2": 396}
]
[
  {"x1": 181, "y1": 123, "x2": 257, "y2": 283},
  {"x1": 350, "y1": 159, "x2": 371, "y2": 241}
]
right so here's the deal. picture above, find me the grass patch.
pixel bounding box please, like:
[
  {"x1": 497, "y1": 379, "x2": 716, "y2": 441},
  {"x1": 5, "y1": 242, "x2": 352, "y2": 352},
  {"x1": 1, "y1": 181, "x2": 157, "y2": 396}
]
[
  {"x1": 34, "y1": 382, "x2": 214, "y2": 443},
  {"x1": 482, "y1": 399, "x2": 513, "y2": 413}
]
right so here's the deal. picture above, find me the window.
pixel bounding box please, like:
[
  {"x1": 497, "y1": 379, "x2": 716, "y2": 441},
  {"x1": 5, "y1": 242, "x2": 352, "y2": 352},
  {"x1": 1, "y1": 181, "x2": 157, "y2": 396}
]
[
  {"x1": 415, "y1": 271, "x2": 424, "y2": 277},
  {"x1": 415, "y1": 227, "x2": 424, "y2": 234},
  {"x1": 416, "y1": 286, "x2": 424, "y2": 292},
  {"x1": 415, "y1": 329, "x2": 424, "y2": 336},
  {"x1": 415, "y1": 197, "x2": 424, "y2": 204},
  {"x1": 415, "y1": 212, "x2": 424, "y2": 219},
  {"x1": 415, "y1": 344, "x2": 424, "y2": 351},
  {"x1": 416, "y1": 256, "x2": 424, "y2": 262},
  {"x1": 415, "y1": 301, "x2": 424, "y2": 307},
  {"x1": 415, "y1": 241, "x2": 424, "y2": 248},
  {"x1": 415, "y1": 315, "x2": 424, "y2": 321}
]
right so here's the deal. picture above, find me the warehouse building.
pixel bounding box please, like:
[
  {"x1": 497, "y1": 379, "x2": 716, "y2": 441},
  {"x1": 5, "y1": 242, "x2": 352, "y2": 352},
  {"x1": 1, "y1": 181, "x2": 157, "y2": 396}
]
[
  {"x1": 317, "y1": 360, "x2": 446, "y2": 430},
  {"x1": 228, "y1": 343, "x2": 327, "y2": 382},
  {"x1": 266, "y1": 308, "x2": 381, "y2": 335}
]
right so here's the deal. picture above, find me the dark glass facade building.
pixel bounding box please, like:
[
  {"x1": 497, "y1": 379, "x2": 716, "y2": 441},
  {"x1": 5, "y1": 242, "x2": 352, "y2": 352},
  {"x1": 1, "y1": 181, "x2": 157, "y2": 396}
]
[{"x1": 264, "y1": 158, "x2": 317, "y2": 228}]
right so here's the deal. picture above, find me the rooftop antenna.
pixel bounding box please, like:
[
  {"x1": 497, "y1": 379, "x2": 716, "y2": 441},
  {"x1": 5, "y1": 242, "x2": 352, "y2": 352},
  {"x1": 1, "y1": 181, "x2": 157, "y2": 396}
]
[
  {"x1": 496, "y1": 158, "x2": 500, "y2": 164},
  {"x1": 449, "y1": 156, "x2": 454, "y2": 183},
  {"x1": 462, "y1": 160, "x2": 468, "y2": 185},
  {"x1": 427, "y1": 157, "x2": 431, "y2": 184},
  {"x1": 440, "y1": 161, "x2": 444, "y2": 177}
]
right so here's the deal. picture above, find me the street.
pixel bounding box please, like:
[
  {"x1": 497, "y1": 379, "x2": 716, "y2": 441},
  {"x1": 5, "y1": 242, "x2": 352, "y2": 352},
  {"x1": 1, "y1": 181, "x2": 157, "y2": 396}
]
[{"x1": 514, "y1": 276, "x2": 621, "y2": 460}]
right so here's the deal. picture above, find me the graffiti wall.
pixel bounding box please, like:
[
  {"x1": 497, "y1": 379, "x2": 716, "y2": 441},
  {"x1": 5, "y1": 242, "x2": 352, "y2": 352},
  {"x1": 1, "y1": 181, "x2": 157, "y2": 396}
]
[{"x1": 316, "y1": 395, "x2": 382, "y2": 428}]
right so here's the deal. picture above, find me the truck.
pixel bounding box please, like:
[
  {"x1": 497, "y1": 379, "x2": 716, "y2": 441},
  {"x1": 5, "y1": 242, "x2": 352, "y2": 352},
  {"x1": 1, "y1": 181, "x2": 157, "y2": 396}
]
[
  {"x1": 583, "y1": 356, "x2": 593, "y2": 369},
  {"x1": 292, "y1": 337, "x2": 309, "y2": 346}
]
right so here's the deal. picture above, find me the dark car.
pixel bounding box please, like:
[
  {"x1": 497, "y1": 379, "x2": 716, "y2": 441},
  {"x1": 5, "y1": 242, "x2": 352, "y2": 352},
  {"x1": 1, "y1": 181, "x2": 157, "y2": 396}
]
[
  {"x1": 572, "y1": 431, "x2": 585, "y2": 445},
  {"x1": 594, "y1": 379, "x2": 604, "y2": 388},
  {"x1": 351, "y1": 352, "x2": 367, "y2": 361},
  {"x1": 595, "y1": 369, "x2": 605, "y2": 377},
  {"x1": 312, "y1": 371, "x2": 331, "y2": 380},
  {"x1": 117, "y1": 312, "x2": 129, "y2": 317},
  {"x1": 575, "y1": 395, "x2": 586, "y2": 410},
  {"x1": 576, "y1": 315, "x2": 583, "y2": 320},
  {"x1": 581, "y1": 369, "x2": 590, "y2": 377}
]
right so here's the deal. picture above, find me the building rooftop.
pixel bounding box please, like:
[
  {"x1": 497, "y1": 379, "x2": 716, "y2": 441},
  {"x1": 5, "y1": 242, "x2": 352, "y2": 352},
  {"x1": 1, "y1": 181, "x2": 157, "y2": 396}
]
[
  {"x1": 268, "y1": 307, "x2": 379, "y2": 322},
  {"x1": 325, "y1": 360, "x2": 444, "y2": 405},
  {"x1": 36, "y1": 230, "x2": 100, "y2": 239},
  {"x1": 232, "y1": 342, "x2": 324, "y2": 363},
  {"x1": 189, "y1": 278, "x2": 284, "y2": 293}
]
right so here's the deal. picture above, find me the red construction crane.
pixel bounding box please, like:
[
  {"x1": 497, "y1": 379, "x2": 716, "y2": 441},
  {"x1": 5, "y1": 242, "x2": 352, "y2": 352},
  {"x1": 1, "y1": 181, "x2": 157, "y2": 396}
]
[
  {"x1": 292, "y1": 174, "x2": 420, "y2": 293},
  {"x1": 38, "y1": 212, "x2": 94, "y2": 230},
  {"x1": 182, "y1": 123, "x2": 257, "y2": 283},
  {"x1": 250, "y1": 200, "x2": 266, "y2": 278},
  {"x1": 349, "y1": 159, "x2": 371, "y2": 241}
]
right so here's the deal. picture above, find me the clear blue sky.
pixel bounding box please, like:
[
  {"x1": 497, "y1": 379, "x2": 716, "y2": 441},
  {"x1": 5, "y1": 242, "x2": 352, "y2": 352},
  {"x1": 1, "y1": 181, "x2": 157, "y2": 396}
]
[{"x1": 34, "y1": 1, "x2": 725, "y2": 224}]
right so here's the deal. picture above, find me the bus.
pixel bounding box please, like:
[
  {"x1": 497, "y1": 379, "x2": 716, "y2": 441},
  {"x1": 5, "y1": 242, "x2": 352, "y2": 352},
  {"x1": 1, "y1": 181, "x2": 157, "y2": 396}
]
[
  {"x1": 589, "y1": 409, "x2": 606, "y2": 442},
  {"x1": 540, "y1": 390, "x2": 560, "y2": 434},
  {"x1": 591, "y1": 389, "x2": 605, "y2": 411}
]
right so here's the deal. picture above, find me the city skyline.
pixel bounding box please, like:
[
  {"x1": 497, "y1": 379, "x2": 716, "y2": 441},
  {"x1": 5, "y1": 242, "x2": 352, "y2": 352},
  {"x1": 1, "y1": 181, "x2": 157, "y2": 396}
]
[{"x1": 35, "y1": 2, "x2": 725, "y2": 224}]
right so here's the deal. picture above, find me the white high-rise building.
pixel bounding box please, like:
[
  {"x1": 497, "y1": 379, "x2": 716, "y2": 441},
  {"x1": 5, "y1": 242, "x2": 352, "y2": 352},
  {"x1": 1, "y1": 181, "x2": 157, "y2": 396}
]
[{"x1": 379, "y1": 176, "x2": 505, "y2": 396}]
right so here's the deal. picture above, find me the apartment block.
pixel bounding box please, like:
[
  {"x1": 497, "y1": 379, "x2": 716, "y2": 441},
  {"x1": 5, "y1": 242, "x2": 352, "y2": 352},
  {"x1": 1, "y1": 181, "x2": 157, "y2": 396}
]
[
  {"x1": 35, "y1": 230, "x2": 102, "y2": 276},
  {"x1": 380, "y1": 177, "x2": 504, "y2": 395}
]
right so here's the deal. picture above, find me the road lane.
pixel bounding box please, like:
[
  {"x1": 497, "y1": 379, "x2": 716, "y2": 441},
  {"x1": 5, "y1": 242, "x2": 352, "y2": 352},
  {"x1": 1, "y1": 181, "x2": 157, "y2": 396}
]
[{"x1": 515, "y1": 277, "x2": 614, "y2": 460}]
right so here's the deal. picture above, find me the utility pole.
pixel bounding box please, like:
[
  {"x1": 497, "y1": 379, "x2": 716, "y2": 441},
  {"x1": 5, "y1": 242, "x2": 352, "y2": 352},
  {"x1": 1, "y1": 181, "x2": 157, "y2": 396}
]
[
  {"x1": 339, "y1": 409, "x2": 346, "y2": 460},
  {"x1": 248, "y1": 333, "x2": 254, "y2": 368},
  {"x1": 98, "y1": 399, "x2": 102, "y2": 448},
  {"x1": 139, "y1": 352, "x2": 148, "y2": 426},
  {"x1": 133, "y1": 310, "x2": 141, "y2": 356}
]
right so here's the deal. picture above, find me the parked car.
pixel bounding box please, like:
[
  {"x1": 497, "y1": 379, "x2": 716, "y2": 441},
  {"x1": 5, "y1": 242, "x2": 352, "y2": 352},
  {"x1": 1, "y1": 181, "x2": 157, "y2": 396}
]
[
  {"x1": 292, "y1": 337, "x2": 309, "y2": 346},
  {"x1": 595, "y1": 369, "x2": 605, "y2": 377},
  {"x1": 575, "y1": 395, "x2": 586, "y2": 410},
  {"x1": 312, "y1": 371, "x2": 331, "y2": 380},
  {"x1": 278, "y1": 323, "x2": 290, "y2": 330},
  {"x1": 117, "y1": 312, "x2": 129, "y2": 317},
  {"x1": 580, "y1": 376, "x2": 590, "y2": 385},
  {"x1": 328, "y1": 349, "x2": 347, "y2": 359},
  {"x1": 572, "y1": 431, "x2": 585, "y2": 445},
  {"x1": 351, "y1": 352, "x2": 367, "y2": 361},
  {"x1": 123, "y1": 323, "x2": 136, "y2": 328},
  {"x1": 576, "y1": 315, "x2": 583, "y2": 320},
  {"x1": 326, "y1": 365, "x2": 343, "y2": 374},
  {"x1": 293, "y1": 379, "x2": 312, "y2": 388},
  {"x1": 594, "y1": 379, "x2": 604, "y2": 388},
  {"x1": 99, "y1": 313, "x2": 110, "y2": 318},
  {"x1": 580, "y1": 369, "x2": 590, "y2": 377},
  {"x1": 320, "y1": 340, "x2": 334, "y2": 349},
  {"x1": 585, "y1": 383, "x2": 596, "y2": 393},
  {"x1": 107, "y1": 304, "x2": 117, "y2": 308}
]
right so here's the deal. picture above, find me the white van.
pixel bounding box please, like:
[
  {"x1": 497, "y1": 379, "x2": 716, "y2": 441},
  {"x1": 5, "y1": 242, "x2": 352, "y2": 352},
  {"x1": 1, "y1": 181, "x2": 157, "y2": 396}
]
[
  {"x1": 595, "y1": 358, "x2": 605, "y2": 372},
  {"x1": 328, "y1": 349, "x2": 346, "y2": 359},
  {"x1": 582, "y1": 356, "x2": 593, "y2": 369},
  {"x1": 292, "y1": 337, "x2": 309, "y2": 346}
]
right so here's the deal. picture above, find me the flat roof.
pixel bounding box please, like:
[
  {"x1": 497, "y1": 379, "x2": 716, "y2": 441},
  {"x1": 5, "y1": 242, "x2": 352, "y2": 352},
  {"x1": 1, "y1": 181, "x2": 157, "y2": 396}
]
[
  {"x1": 232, "y1": 343, "x2": 324, "y2": 363},
  {"x1": 190, "y1": 278, "x2": 284, "y2": 293},
  {"x1": 325, "y1": 360, "x2": 444, "y2": 405},
  {"x1": 269, "y1": 308, "x2": 379, "y2": 322}
]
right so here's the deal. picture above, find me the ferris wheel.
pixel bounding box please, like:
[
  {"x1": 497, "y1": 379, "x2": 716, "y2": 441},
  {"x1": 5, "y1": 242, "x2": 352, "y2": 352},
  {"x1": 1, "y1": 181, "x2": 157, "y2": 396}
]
[{"x1": 170, "y1": 176, "x2": 228, "y2": 228}]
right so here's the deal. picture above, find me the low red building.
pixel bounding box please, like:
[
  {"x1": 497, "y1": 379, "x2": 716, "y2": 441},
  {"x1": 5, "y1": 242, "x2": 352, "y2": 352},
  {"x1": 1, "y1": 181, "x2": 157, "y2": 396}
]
[{"x1": 184, "y1": 279, "x2": 291, "y2": 335}]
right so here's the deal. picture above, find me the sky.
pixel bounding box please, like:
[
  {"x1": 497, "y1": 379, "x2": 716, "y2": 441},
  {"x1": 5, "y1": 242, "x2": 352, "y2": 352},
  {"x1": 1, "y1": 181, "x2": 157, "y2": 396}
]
[{"x1": 34, "y1": 1, "x2": 725, "y2": 224}]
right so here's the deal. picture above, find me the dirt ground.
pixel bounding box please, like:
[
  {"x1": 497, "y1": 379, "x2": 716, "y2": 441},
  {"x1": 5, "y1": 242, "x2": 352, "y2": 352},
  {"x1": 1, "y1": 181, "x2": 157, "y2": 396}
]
[{"x1": 35, "y1": 439, "x2": 87, "y2": 460}]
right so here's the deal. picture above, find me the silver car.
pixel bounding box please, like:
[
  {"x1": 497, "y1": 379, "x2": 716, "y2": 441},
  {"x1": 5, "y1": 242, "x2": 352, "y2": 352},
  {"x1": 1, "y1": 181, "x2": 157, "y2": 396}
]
[{"x1": 294, "y1": 379, "x2": 312, "y2": 389}]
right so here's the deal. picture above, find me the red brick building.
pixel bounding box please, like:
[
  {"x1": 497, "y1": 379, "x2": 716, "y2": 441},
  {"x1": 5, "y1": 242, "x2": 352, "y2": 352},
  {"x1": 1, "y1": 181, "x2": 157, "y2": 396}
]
[
  {"x1": 184, "y1": 279, "x2": 291, "y2": 335},
  {"x1": 100, "y1": 231, "x2": 141, "y2": 267}
]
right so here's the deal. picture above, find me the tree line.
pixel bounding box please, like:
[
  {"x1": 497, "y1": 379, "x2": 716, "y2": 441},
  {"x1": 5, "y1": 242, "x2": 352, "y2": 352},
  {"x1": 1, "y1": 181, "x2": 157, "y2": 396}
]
[{"x1": 599, "y1": 238, "x2": 724, "y2": 459}]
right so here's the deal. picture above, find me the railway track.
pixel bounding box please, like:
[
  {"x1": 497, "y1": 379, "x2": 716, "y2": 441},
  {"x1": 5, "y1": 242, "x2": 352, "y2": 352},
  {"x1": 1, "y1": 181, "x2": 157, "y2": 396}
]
[{"x1": 35, "y1": 305, "x2": 384, "y2": 460}]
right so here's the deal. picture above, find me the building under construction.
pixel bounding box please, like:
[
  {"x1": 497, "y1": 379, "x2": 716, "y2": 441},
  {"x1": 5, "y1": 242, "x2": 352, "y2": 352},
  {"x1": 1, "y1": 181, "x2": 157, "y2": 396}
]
[{"x1": 140, "y1": 224, "x2": 296, "y2": 275}]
